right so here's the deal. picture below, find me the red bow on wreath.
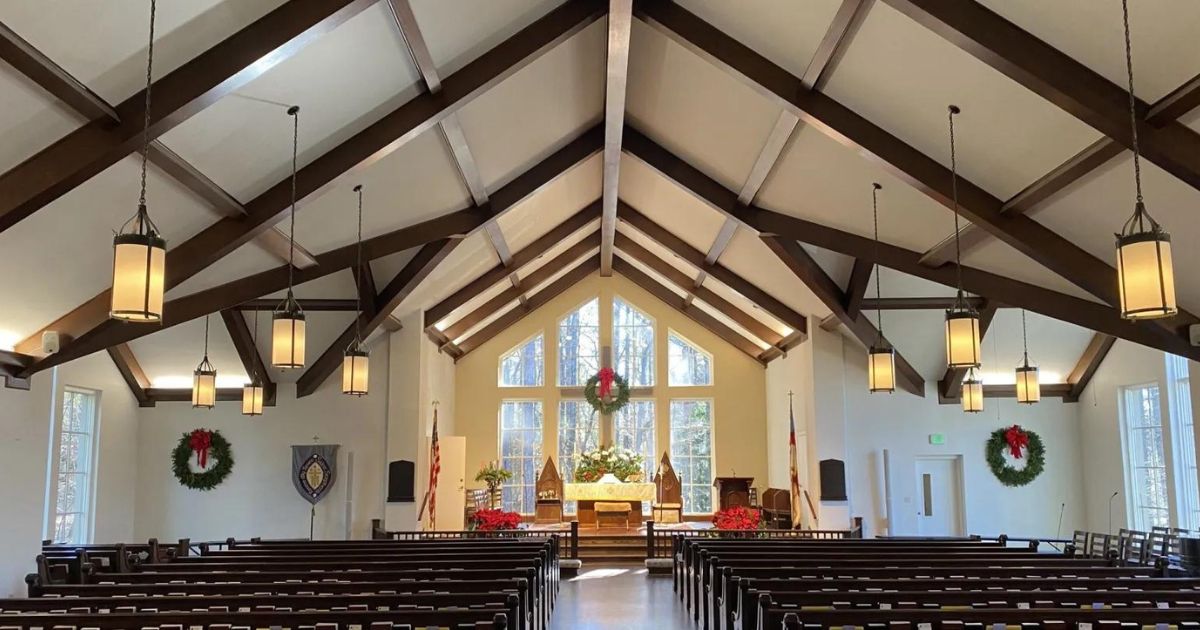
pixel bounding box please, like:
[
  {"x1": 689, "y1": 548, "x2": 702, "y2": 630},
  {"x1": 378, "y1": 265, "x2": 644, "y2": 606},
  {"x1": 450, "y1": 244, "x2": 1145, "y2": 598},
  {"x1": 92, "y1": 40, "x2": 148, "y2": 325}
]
[
  {"x1": 189, "y1": 429, "x2": 213, "y2": 469},
  {"x1": 598, "y1": 367, "x2": 615, "y2": 399},
  {"x1": 1004, "y1": 424, "x2": 1029, "y2": 459}
]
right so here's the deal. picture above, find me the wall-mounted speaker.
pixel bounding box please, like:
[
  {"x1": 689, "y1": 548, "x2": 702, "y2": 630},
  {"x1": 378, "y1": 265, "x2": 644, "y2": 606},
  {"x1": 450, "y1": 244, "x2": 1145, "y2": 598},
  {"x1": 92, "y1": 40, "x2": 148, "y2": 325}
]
[
  {"x1": 386, "y1": 460, "x2": 415, "y2": 503},
  {"x1": 819, "y1": 459, "x2": 847, "y2": 501}
]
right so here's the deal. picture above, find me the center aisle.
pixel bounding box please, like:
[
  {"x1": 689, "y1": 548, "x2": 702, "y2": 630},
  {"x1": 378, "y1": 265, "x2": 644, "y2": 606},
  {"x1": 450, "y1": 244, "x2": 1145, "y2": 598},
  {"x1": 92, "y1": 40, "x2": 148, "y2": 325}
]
[{"x1": 553, "y1": 566, "x2": 692, "y2": 629}]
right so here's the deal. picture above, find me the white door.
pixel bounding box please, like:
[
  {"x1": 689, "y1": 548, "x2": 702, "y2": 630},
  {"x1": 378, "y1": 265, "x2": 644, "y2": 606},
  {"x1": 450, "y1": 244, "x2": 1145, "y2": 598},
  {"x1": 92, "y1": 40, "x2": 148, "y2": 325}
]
[
  {"x1": 914, "y1": 457, "x2": 964, "y2": 537},
  {"x1": 435, "y1": 436, "x2": 467, "y2": 531}
]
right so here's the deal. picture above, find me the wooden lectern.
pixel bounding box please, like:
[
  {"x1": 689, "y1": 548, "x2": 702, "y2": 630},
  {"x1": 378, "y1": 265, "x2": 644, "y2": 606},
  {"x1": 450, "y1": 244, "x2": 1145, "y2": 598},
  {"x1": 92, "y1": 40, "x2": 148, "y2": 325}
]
[{"x1": 713, "y1": 476, "x2": 754, "y2": 511}]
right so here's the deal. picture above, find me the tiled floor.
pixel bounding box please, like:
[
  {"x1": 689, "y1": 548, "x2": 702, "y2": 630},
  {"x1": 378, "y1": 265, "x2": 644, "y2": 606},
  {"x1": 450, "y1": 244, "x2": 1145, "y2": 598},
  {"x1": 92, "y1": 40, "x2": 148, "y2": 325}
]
[{"x1": 553, "y1": 565, "x2": 693, "y2": 629}]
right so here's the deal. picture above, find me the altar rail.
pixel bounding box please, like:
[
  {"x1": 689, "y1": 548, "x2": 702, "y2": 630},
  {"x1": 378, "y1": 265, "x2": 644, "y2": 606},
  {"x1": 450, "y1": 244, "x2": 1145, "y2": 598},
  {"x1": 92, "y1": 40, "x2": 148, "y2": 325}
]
[
  {"x1": 644, "y1": 518, "x2": 864, "y2": 559},
  {"x1": 371, "y1": 519, "x2": 580, "y2": 559}
]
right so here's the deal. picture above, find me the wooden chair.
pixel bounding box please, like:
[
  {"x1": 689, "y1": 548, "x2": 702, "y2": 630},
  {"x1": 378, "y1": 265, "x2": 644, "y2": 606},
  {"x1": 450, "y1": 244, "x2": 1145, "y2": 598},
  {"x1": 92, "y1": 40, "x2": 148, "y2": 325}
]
[
  {"x1": 534, "y1": 458, "x2": 563, "y2": 524},
  {"x1": 1089, "y1": 532, "x2": 1114, "y2": 559},
  {"x1": 652, "y1": 452, "x2": 683, "y2": 524},
  {"x1": 760, "y1": 489, "x2": 793, "y2": 529},
  {"x1": 1119, "y1": 528, "x2": 1150, "y2": 564},
  {"x1": 1071, "y1": 530, "x2": 1090, "y2": 557}
]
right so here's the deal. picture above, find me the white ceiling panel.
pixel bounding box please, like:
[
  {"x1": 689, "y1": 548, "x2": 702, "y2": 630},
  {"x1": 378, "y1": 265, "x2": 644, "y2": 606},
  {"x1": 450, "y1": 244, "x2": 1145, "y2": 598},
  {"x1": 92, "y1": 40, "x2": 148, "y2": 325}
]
[
  {"x1": 394, "y1": 231, "x2": 498, "y2": 318},
  {"x1": 691, "y1": 297, "x2": 770, "y2": 351},
  {"x1": 159, "y1": 2, "x2": 423, "y2": 202},
  {"x1": 452, "y1": 298, "x2": 520, "y2": 345},
  {"x1": 875, "y1": 308, "x2": 948, "y2": 380},
  {"x1": 1032, "y1": 151, "x2": 1200, "y2": 313},
  {"x1": 455, "y1": 20, "x2": 605, "y2": 193},
  {"x1": 262, "y1": 269, "x2": 358, "y2": 301},
  {"x1": 167, "y1": 241, "x2": 280, "y2": 300},
  {"x1": 673, "y1": 0, "x2": 844, "y2": 79},
  {"x1": 700, "y1": 275, "x2": 792, "y2": 338},
  {"x1": 961, "y1": 238, "x2": 1104, "y2": 305},
  {"x1": 0, "y1": 65, "x2": 84, "y2": 173},
  {"x1": 866, "y1": 266, "x2": 956, "y2": 300},
  {"x1": 130, "y1": 312, "x2": 251, "y2": 388},
  {"x1": 516, "y1": 224, "x2": 600, "y2": 283},
  {"x1": 805, "y1": 244, "x2": 855, "y2": 292},
  {"x1": 627, "y1": 20, "x2": 785, "y2": 191},
  {"x1": 976, "y1": 0, "x2": 1200, "y2": 103},
  {"x1": 370, "y1": 250, "x2": 419, "y2": 288},
  {"x1": 289, "y1": 128, "x2": 471, "y2": 254},
  {"x1": 0, "y1": 0, "x2": 285, "y2": 104},
  {"x1": 716, "y1": 228, "x2": 827, "y2": 320},
  {"x1": 616, "y1": 223, "x2": 699, "y2": 281},
  {"x1": 619, "y1": 155, "x2": 727, "y2": 254},
  {"x1": 820, "y1": 1, "x2": 1101, "y2": 200},
  {"x1": 496, "y1": 153, "x2": 602, "y2": 253},
  {"x1": 409, "y1": 0, "x2": 565, "y2": 77},
  {"x1": 758, "y1": 124, "x2": 959, "y2": 253},
  {"x1": 0, "y1": 155, "x2": 223, "y2": 340},
  {"x1": 975, "y1": 308, "x2": 1092, "y2": 387}
]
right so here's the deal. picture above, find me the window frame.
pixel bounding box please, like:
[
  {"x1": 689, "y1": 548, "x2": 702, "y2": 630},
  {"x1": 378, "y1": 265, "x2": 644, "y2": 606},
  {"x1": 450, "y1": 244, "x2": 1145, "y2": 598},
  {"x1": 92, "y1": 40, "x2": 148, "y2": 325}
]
[
  {"x1": 1119, "y1": 382, "x2": 1171, "y2": 531},
  {"x1": 557, "y1": 399, "x2": 601, "y2": 514},
  {"x1": 1166, "y1": 354, "x2": 1199, "y2": 530},
  {"x1": 46, "y1": 387, "x2": 101, "y2": 545},
  {"x1": 497, "y1": 331, "x2": 545, "y2": 388},
  {"x1": 669, "y1": 398, "x2": 716, "y2": 515},
  {"x1": 612, "y1": 295, "x2": 657, "y2": 387},
  {"x1": 613, "y1": 398, "x2": 657, "y2": 481},
  {"x1": 667, "y1": 329, "x2": 714, "y2": 387},
  {"x1": 556, "y1": 296, "x2": 601, "y2": 387},
  {"x1": 496, "y1": 399, "x2": 544, "y2": 515}
]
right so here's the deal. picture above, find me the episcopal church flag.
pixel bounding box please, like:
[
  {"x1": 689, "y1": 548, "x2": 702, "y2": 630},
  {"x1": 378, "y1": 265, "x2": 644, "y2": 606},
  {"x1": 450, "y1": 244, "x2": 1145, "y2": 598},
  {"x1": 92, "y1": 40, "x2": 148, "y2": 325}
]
[
  {"x1": 788, "y1": 397, "x2": 811, "y2": 530},
  {"x1": 291, "y1": 444, "x2": 338, "y2": 505}
]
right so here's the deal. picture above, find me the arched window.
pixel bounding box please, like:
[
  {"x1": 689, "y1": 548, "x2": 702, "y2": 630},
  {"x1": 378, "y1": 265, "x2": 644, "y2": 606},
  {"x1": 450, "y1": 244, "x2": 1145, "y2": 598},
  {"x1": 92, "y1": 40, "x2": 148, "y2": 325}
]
[
  {"x1": 499, "y1": 333, "x2": 544, "y2": 387},
  {"x1": 667, "y1": 331, "x2": 713, "y2": 386},
  {"x1": 557, "y1": 298, "x2": 600, "y2": 386},
  {"x1": 613, "y1": 297, "x2": 654, "y2": 386}
]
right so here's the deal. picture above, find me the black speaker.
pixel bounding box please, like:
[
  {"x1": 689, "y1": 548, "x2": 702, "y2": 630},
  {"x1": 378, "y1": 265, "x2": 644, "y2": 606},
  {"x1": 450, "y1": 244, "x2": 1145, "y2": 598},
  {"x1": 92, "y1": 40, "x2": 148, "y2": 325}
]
[
  {"x1": 819, "y1": 459, "x2": 847, "y2": 501},
  {"x1": 386, "y1": 460, "x2": 415, "y2": 503}
]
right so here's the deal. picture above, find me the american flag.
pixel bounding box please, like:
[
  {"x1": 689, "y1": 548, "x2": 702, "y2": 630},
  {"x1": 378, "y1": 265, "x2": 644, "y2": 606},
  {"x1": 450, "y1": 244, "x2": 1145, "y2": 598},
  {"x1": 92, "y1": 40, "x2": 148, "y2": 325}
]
[
  {"x1": 425, "y1": 405, "x2": 441, "y2": 530},
  {"x1": 788, "y1": 395, "x2": 811, "y2": 530}
]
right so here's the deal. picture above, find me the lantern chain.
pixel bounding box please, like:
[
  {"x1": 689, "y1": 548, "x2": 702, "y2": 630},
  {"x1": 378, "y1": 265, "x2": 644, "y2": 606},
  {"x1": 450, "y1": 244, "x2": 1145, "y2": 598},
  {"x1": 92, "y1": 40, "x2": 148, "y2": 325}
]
[
  {"x1": 871, "y1": 182, "x2": 884, "y2": 344},
  {"x1": 1021, "y1": 308, "x2": 1029, "y2": 365},
  {"x1": 1121, "y1": 0, "x2": 1144, "y2": 207},
  {"x1": 137, "y1": 0, "x2": 157, "y2": 212},
  {"x1": 203, "y1": 314, "x2": 210, "y2": 359},
  {"x1": 947, "y1": 105, "x2": 965, "y2": 300},
  {"x1": 287, "y1": 107, "x2": 299, "y2": 292},
  {"x1": 354, "y1": 184, "x2": 364, "y2": 347}
]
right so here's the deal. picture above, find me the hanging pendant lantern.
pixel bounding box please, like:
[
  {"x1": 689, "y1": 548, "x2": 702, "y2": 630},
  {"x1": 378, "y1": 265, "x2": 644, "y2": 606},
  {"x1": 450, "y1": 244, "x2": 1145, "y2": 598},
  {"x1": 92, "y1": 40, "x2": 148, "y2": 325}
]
[
  {"x1": 111, "y1": 0, "x2": 165, "y2": 323},
  {"x1": 941, "y1": 105, "x2": 982, "y2": 369},
  {"x1": 1014, "y1": 309, "x2": 1040, "y2": 404},
  {"x1": 961, "y1": 368, "x2": 984, "y2": 413},
  {"x1": 343, "y1": 184, "x2": 369, "y2": 396},
  {"x1": 1114, "y1": 0, "x2": 1176, "y2": 321},
  {"x1": 272, "y1": 105, "x2": 306, "y2": 368},
  {"x1": 865, "y1": 183, "x2": 895, "y2": 394},
  {"x1": 192, "y1": 315, "x2": 216, "y2": 409},
  {"x1": 242, "y1": 309, "x2": 264, "y2": 416}
]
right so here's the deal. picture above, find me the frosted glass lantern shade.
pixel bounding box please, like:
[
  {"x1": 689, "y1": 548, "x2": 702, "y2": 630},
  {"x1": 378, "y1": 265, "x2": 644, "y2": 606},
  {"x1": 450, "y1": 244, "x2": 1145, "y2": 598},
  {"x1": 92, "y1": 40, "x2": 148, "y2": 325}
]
[
  {"x1": 242, "y1": 383, "x2": 264, "y2": 416},
  {"x1": 944, "y1": 311, "x2": 981, "y2": 369},
  {"x1": 1117, "y1": 234, "x2": 1177, "y2": 320},
  {"x1": 961, "y1": 376, "x2": 984, "y2": 413},
  {"x1": 110, "y1": 235, "x2": 165, "y2": 322},
  {"x1": 192, "y1": 369, "x2": 216, "y2": 409},
  {"x1": 867, "y1": 346, "x2": 895, "y2": 393},
  {"x1": 342, "y1": 349, "x2": 369, "y2": 396},
  {"x1": 272, "y1": 314, "x2": 306, "y2": 368},
  {"x1": 1015, "y1": 365, "x2": 1040, "y2": 404}
]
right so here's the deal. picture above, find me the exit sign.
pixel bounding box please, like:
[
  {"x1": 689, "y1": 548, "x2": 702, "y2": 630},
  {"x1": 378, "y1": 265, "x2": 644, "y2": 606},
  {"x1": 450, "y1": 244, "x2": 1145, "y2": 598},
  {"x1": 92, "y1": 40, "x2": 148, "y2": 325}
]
[{"x1": 929, "y1": 433, "x2": 946, "y2": 445}]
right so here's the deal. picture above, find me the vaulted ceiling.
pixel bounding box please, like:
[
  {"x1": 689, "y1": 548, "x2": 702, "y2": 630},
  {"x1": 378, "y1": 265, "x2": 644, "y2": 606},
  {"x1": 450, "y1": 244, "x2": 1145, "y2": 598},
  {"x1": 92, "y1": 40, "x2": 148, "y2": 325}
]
[{"x1": 0, "y1": 0, "x2": 1197, "y2": 405}]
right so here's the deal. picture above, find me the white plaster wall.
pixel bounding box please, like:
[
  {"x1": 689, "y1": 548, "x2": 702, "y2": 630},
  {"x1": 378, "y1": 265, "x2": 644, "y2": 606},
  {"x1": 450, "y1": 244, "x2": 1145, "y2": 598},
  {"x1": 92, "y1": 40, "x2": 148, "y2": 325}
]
[
  {"x1": 384, "y1": 315, "x2": 422, "y2": 529},
  {"x1": 841, "y1": 336, "x2": 1085, "y2": 539},
  {"x1": 133, "y1": 343, "x2": 389, "y2": 542},
  {"x1": 765, "y1": 332, "x2": 813, "y2": 490}
]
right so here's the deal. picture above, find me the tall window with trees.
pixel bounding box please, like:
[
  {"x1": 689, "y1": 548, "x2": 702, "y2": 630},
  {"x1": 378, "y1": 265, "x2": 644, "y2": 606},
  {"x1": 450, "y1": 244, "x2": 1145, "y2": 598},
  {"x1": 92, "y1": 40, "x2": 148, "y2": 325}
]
[
  {"x1": 614, "y1": 400, "x2": 656, "y2": 480},
  {"x1": 558, "y1": 298, "x2": 600, "y2": 387},
  {"x1": 1121, "y1": 384, "x2": 1170, "y2": 530},
  {"x1": 499, "y1": 333, "x2": 544, "y2": 387},
  {"x1": 1166, "y1": 354, "x2": 1199, "y2": 529},
  {"x1": 670, "y1": 399, "x2": 714, "y2": 514},
  {"x1": 613, "y1": 297, "x2": 654, "y2": 386},
  {"x1": 499, "y1": 401, "x2": 543, "y2": 514},
  {"x1": 558, "y1": 400, "x2": 600, "y2": 513},
  {"x1": 668, "y1": 331, "x2": 712, "y2": 386},
  {"x1": 49, "y1": 389, "x2": 99, "y2": 544}
]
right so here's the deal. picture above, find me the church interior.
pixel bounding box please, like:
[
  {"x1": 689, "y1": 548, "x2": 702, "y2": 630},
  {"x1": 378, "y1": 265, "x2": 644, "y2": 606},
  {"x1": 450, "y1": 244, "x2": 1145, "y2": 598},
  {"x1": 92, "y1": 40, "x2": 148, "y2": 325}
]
[{"x1": 3, "y1": 0, "x2": 1200, "y2": 627}]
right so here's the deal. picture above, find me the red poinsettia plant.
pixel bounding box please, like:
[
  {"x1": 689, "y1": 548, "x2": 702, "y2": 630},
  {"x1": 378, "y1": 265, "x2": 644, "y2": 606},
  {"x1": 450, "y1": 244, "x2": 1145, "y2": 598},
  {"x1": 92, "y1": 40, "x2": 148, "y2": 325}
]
[
  {"x1": 713, "y1": 506, "x2": 762, "y2": 531},
  {"x1": 471, "y1": 509, "x2": 523, "y2": 531}
]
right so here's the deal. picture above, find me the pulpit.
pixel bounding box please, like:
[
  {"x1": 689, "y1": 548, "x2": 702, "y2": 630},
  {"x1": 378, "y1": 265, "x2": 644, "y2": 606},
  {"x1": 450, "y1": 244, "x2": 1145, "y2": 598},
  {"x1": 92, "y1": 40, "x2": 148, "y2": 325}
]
[
  {"x1": 534, "y1": 457, "x2": 563, "y2": 523},
  {"x1": 713, "y1": 476, "x2": 754, "y2": 511}
]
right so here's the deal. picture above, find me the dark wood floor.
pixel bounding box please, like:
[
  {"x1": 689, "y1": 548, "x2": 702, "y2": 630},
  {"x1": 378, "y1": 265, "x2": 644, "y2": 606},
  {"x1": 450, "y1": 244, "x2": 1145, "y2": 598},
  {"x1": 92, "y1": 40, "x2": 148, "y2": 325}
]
[{"x1": 554, "y1": 566, "x2": 692, "y2": 629}]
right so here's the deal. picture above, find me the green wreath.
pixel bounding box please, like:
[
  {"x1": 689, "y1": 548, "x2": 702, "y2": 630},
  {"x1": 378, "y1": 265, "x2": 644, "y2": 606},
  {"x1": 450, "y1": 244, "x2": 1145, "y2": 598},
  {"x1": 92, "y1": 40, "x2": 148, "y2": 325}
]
[
  {"x1": 986, "y1": 425, "x2": 1045, "y2": 487},
  {"x1": 172, "y1": 429, "x2": 234, "y2": 491},
  {"x1": 584, "y1": 371, "x2": 631, "y2": 414}
]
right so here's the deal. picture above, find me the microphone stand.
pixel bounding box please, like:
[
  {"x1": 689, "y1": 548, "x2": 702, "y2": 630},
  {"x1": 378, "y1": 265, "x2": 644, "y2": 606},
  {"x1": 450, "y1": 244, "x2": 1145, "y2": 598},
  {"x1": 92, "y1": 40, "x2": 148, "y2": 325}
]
[{"x1": 1108, "y1": 491, "x2": 1119, "y2": 534}]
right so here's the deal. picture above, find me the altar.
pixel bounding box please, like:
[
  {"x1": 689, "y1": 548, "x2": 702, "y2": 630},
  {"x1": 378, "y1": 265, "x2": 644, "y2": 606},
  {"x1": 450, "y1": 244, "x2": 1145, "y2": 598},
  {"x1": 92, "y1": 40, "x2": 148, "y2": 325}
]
[{"x1": 564, "y1": 482, "x2": 656, "y2": 527}]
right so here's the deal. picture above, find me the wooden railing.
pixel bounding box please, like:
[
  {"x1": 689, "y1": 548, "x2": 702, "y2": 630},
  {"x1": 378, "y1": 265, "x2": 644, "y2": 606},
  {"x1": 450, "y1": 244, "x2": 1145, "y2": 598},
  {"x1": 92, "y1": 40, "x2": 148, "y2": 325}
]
[
  {"x1": 644, "y1": 518, "x2": 865, "y2": 559},
  {"x1": 371, "y1": 519, "x2": 580, "y2": 559}
]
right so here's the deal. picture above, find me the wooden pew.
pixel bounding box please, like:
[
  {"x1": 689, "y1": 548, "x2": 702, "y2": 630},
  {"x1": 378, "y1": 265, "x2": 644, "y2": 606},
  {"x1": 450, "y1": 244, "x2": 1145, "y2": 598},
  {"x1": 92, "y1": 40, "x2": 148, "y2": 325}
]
[
  {"x1": 769, "y1": 604, "x2": 1200, "y2": 629},
  {"x1": 0, "y1": 608, "x2": 511, "y2": 629}
]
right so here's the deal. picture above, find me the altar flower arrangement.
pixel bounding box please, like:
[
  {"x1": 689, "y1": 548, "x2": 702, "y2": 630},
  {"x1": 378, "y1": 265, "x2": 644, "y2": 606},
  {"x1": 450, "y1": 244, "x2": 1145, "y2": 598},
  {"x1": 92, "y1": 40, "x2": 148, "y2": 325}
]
[
  {"x1": 573, "y1": 446, "x2": 646, "y2": 482},
  {"x1": 713, "y1": 506, "x2": 762, "y2": 531},
  {"x1": 475, "y1": 461, "x2": 513, "y2": 508},
  {"x1": 471, "y1": 508, "x2": 522, "y2": 531}
]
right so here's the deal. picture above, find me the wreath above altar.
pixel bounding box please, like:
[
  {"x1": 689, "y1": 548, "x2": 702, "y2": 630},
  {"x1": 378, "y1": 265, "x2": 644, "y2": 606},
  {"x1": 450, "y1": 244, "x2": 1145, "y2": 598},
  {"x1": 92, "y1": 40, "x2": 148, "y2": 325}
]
[
  {"x1": 172, "y1": 428, "x2": 234, "y2": 491},
  {"x1": 985, "y1": 424, "x2": 1045, "y2": 487},
  {"x1": 584, "y1": 367, "x2": 630, "y2": 415}
]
